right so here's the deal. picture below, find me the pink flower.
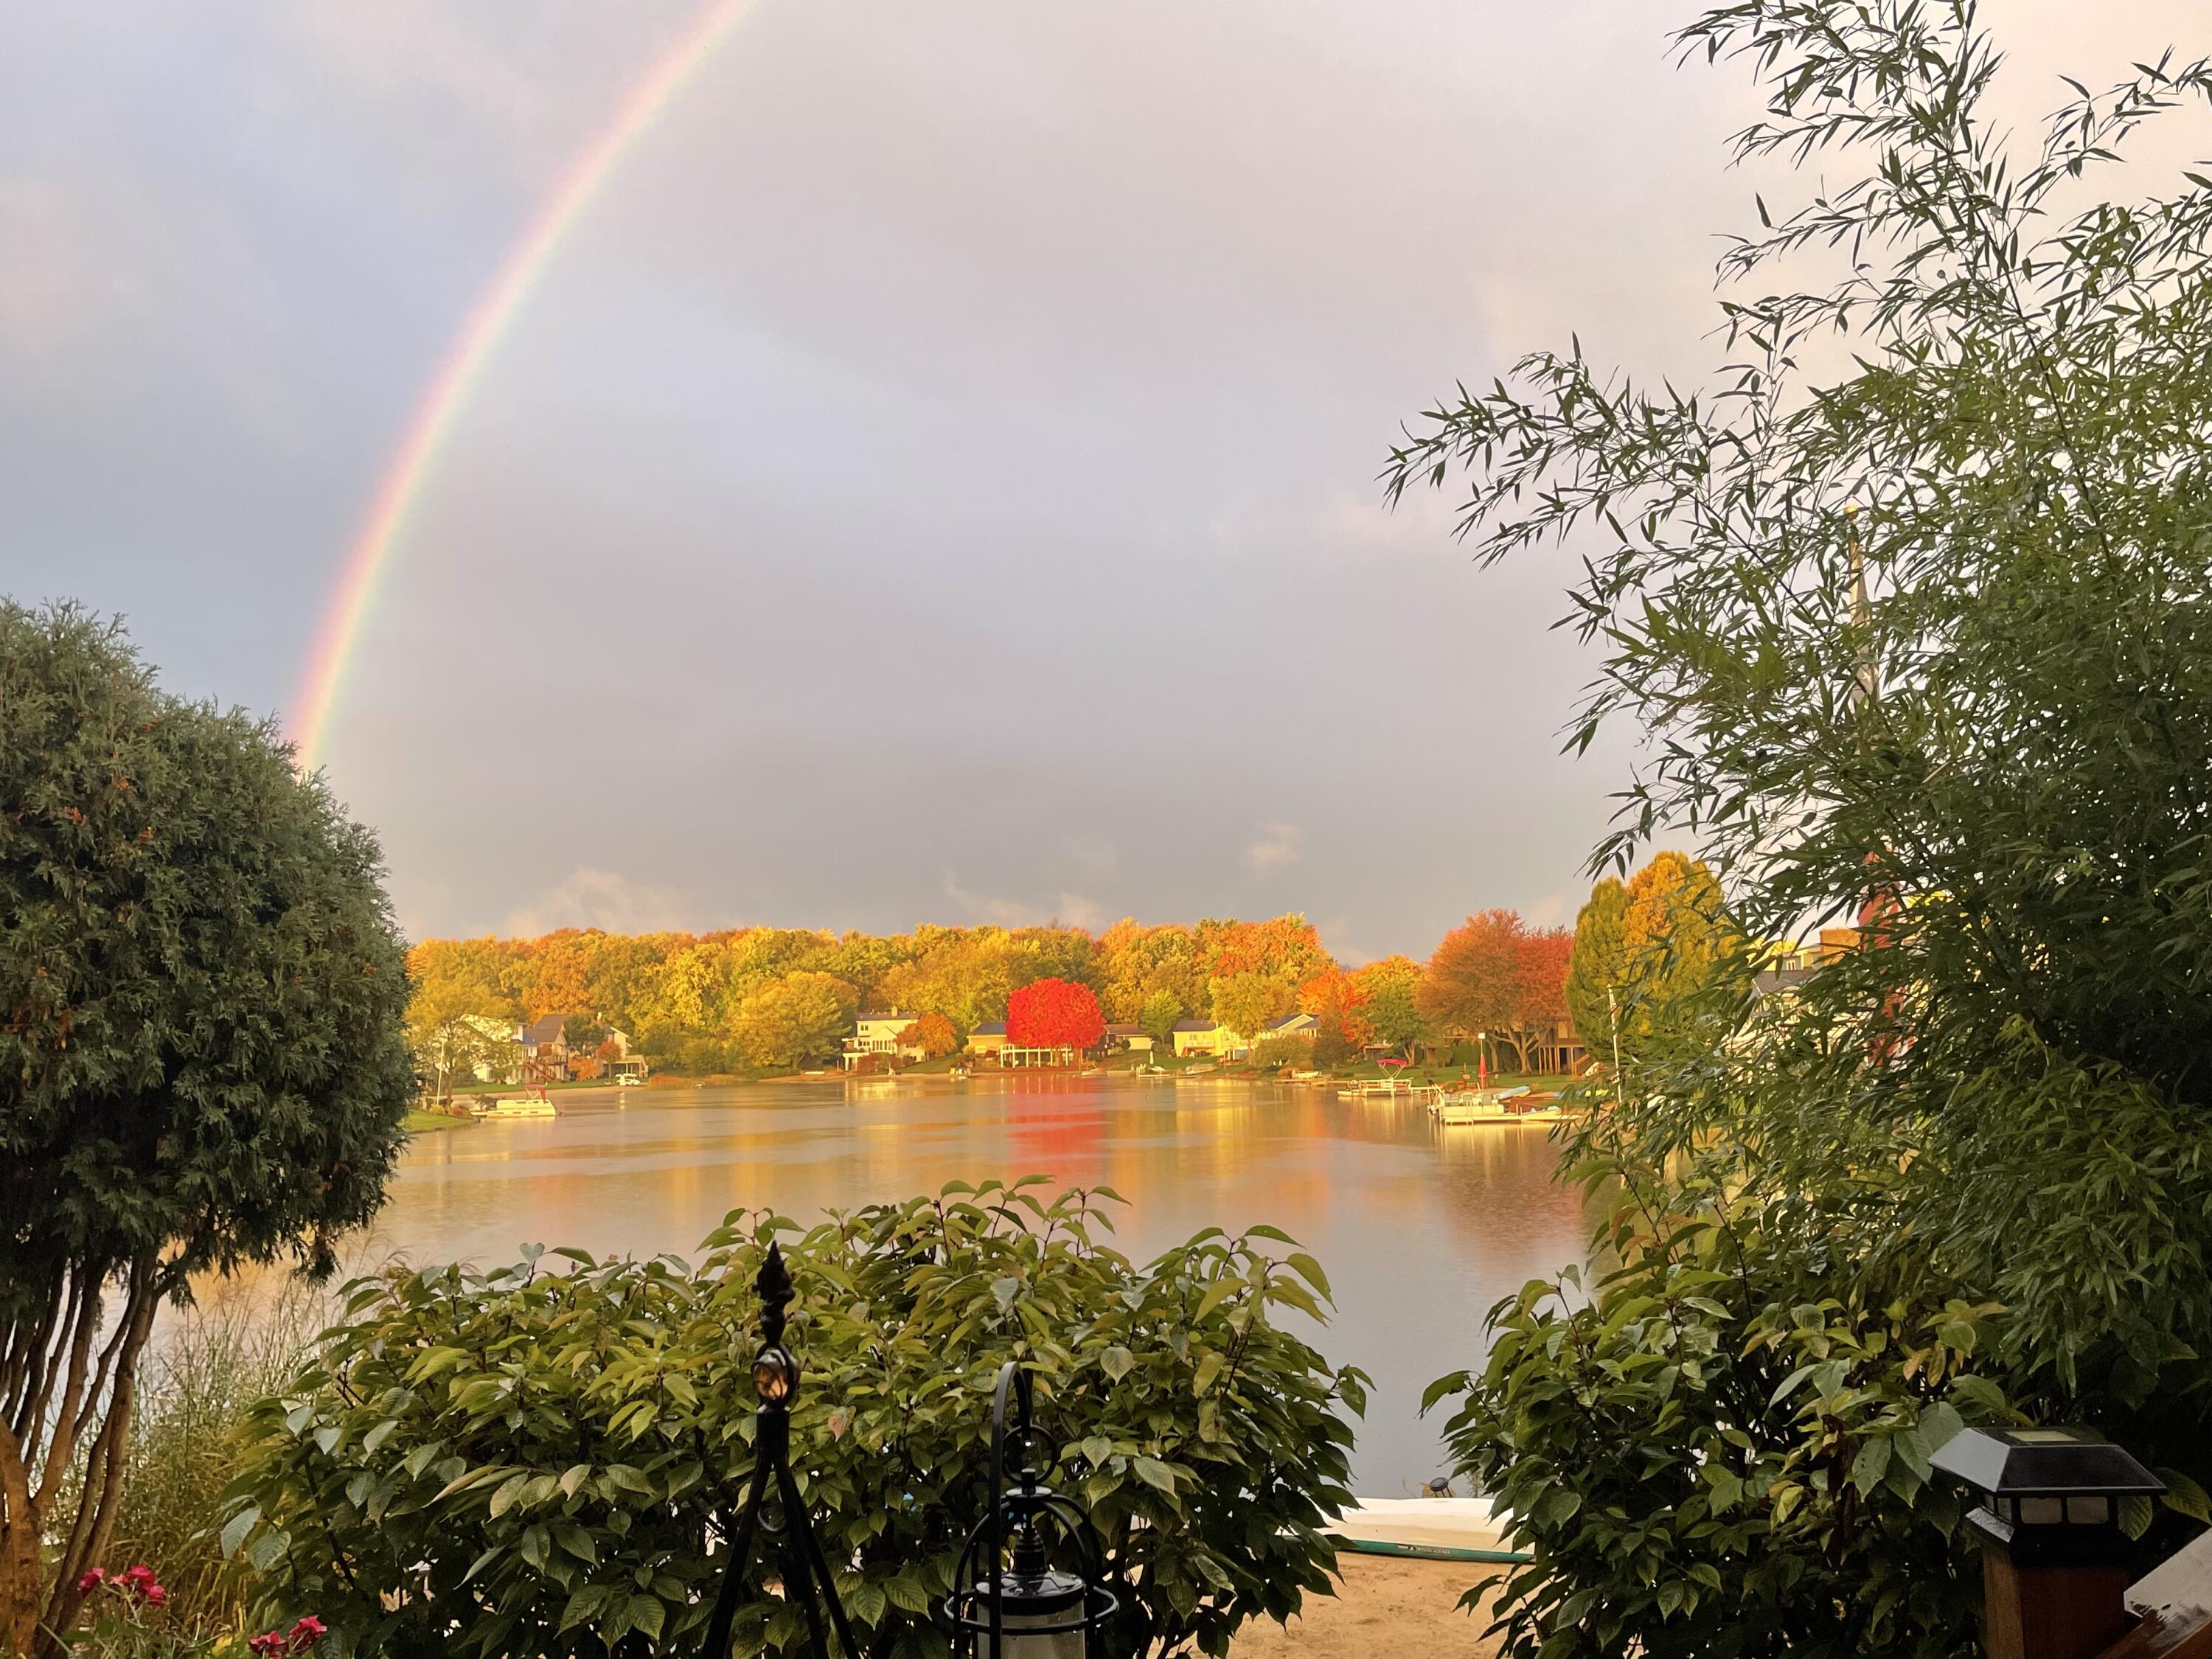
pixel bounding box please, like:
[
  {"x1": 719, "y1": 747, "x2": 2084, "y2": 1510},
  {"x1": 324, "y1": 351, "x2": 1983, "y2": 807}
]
[
  {"x1": 249, "y1": 1634, "x2": 286, "y2": 1658},
  {"x1": 288, "y1": 1615, "x2": 328, "y2": 1652},
  {"x1": 75, "y1": 1568, "x2": 106, "y2": 1595},
  {"x1": 145, "y1": 1585, "x2": 168, "y2": 1607}
]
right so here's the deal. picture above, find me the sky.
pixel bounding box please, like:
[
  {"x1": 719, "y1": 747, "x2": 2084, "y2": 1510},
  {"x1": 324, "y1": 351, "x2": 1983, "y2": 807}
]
[{"x1": 6, "y1": 1, "x2": 2205, "y2": 961}]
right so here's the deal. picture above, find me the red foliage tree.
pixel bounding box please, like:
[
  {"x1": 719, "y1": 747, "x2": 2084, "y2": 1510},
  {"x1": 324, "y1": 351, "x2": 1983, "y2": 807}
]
[
  {"x1": 1006, "y1": 977, "x2": 1106, "y2": 1054},
  {"x1": 1419, "y1": 911, "x2": 1579, "y2": 1072},
  {"x1": 1517, "y1": 927, "x2": 1573, "y2": 1034}
]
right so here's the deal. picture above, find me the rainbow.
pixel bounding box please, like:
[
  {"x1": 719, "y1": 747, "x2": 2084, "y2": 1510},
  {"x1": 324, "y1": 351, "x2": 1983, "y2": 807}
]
[{"x1": 292, "y1": 0, "x2": 760, "y2": 769}]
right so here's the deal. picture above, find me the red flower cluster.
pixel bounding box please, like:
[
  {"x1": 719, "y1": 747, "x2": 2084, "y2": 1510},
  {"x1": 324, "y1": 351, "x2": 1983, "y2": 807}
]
[
  {"x1": 248, "y1": 1615, "x2": 326, "y2": 1657},
  {"x1": 74, "y1": 1564, "x2": 168, "y2": 1606}
]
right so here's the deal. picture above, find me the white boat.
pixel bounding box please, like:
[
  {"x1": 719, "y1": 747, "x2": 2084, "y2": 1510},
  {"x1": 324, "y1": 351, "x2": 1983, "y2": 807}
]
[
  {"x1": 482, "y1": 1093, "x2": 557, "y2": 1119},
  {"x1": 1326, "y1": 1498, "x2": 1526, "y2": 1563},
  {"x1": 1430, "y1": 1086, "x2": 1568, "y2": 1124}
]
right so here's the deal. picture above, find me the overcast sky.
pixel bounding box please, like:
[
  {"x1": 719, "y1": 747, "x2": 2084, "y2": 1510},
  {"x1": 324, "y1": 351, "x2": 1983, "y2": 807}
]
[{"x1": 6, "y1": 1, "x2": 2203, "y2": 959}]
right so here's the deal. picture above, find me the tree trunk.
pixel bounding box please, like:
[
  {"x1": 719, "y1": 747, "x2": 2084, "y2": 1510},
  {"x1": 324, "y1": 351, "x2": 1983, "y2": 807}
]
[
  {"x1": 40, "y1": 1266, "x2": 158, "y2": 1657},
  {"x1": 0, "y1": 1254, "x2": 162, "y2": 1659},
  {"x1": 0, "y1": 1419, "x2": 43, "y2": 1659}
]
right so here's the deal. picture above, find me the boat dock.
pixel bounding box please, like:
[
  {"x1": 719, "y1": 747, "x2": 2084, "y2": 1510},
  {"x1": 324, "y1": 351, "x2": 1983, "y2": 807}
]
[
  {"x1": 1337, "y1": 1078, "x2": 1441, "y2": 1099},
  {"x1": 1428, "y1": 1086, "x2": 1565, "y2": 1125}
]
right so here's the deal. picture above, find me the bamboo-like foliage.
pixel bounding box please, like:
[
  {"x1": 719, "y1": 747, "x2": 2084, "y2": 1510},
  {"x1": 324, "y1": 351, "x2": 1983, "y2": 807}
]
[{"x1": 1392, "y1": 1, "x2": 2212, "y2": 1652}]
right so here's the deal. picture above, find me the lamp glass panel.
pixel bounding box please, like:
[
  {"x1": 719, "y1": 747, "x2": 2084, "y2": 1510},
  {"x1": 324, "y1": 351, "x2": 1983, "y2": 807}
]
[
  {"x1": 982, "y1": 1619, "x2": 1084, "y2": 1659},
  {"x1": 2017, "y1": 1498, "x2": 2064, "y2": 1525},
  {"x1": 2065, "y1": 1496, "x2": 2110, "y2": 1525}
]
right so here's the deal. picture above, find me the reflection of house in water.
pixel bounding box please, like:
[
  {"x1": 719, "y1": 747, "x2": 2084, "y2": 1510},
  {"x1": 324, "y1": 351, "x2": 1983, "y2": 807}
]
[{"x1": 1427, "y1": 1123, "x2": 1593, "y2": 1277}]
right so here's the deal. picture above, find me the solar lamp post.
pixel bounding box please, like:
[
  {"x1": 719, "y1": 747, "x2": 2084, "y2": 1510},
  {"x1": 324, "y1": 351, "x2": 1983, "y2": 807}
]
[{"x1": 1930, "y1": 1425, "x2": 2165, "y2": 1659}]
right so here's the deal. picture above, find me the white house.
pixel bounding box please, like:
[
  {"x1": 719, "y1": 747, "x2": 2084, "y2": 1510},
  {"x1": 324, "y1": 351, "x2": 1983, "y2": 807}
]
[
  {"x1": 843, "y1": 1013, "x2": 923, "y2": 1070},
  {"x1": 456, "y1": 1014, "x2": 524, "y2": 1083},
  {"x1": 1172, "y1": 1019, "x2": 1242, "y2": 1059}
]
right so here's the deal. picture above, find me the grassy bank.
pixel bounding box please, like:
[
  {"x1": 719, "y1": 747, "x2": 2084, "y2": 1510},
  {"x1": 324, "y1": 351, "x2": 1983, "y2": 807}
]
[{"x1": 403, "y1": 1108, "x2": 473, "y2": 1132}]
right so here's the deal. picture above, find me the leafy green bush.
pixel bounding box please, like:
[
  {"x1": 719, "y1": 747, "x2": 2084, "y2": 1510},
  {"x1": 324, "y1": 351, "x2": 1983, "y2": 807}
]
[
  {"x1": 1427, "y1": 1140, "x2": 2013, "y2": 1658},
  {"x1": 225, "y1": 1182, "x2": 1364, "y2": 1658},
  {"x1": 1249, "y1": 1034, "x2": 1315, "y2": 1071}
]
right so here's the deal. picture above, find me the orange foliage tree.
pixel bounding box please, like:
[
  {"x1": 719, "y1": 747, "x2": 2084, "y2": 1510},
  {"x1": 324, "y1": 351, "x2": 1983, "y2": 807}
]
[
  {"x1": 1298, "y1": 966, "x2": 1372, "y2": 1062},
  {"x1": 1417, "y1": 911, "x2": 1577, "y2": 1072},
  {"x1": 405, "y1": 913, "x2": 1361, "y2": 1079},
  {"x1": 899, "y1": 1011, "x2": 959, "y2": 1059}
]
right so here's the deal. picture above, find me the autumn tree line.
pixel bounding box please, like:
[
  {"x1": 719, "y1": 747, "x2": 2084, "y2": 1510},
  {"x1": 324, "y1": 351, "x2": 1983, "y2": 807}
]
[{"x1": 406, "y1": 851, "x2": 1730, "y2": 1081}]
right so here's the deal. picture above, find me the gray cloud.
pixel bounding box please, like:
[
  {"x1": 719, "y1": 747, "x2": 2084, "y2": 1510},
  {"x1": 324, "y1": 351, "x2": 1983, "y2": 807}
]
[
  {"x1": 1245, "y1": 824, "x2": 1304, "y2": 882},
  {"x1": 7, "y1": 0, "x2": 2205, "y2": 953},
  {"x1": 504, "y1": 868, "x2": 712, "y2": 937}
]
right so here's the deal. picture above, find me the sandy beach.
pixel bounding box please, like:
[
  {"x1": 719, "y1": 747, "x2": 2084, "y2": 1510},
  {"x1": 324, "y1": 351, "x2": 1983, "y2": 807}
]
[{"x1": 1230, "y1": 1556, "x2": 1503, "y2": 1658}]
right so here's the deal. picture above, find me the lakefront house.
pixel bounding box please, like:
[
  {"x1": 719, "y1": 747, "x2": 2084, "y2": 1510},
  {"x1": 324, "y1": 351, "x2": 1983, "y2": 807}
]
[
  {"x1": 1172, "y1": 1011, "x2": 1318, "y2": 1060},
  {"x1": 842, "y1": 1012, "x2": 925, "y2": 1070}
]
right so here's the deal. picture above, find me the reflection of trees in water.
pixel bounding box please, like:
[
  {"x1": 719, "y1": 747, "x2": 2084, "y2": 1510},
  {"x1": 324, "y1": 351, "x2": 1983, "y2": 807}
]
[
  {"x1": 1430, "y1": 1126, "x2": 1592, "y2": 1285},
  {"x1": 144, "y1": 1083, "x2": 1597, "y2": 1494}
]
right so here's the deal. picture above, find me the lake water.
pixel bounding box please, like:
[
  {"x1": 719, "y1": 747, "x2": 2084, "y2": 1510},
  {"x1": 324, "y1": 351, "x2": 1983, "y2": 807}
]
[{"x1": 365, "y1": 1076, "x2": 1588, "y2": 1495}]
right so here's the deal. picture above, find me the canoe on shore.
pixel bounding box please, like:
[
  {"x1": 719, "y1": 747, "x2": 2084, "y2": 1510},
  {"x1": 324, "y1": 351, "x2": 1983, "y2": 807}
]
[{"x1": 1326, "y1": 1498, "x2": 1528, "y2": 1564}]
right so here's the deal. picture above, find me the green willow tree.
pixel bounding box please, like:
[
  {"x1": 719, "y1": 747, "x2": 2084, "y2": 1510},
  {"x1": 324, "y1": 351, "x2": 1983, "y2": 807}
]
[
  {"x1": 0, "y1": 605, "x2": 415, "y2": 1653},
  {"x1": 1390, "y1": 3, "x2": 2212, "y2": 1653}
]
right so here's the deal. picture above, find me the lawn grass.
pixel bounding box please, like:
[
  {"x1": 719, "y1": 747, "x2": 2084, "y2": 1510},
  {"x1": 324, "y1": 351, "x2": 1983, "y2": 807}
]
[{"x1": 405, "y1": 1108, "x2": 474, "y2": 1132}]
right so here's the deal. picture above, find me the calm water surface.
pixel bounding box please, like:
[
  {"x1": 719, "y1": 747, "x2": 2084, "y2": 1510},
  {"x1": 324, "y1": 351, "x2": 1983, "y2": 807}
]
[{"x1": 365, "y1": 1077, "x2": 1587, "y2": 1494}]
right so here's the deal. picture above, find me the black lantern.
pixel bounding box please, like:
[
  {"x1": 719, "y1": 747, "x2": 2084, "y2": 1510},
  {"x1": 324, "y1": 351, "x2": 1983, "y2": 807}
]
[
  {"x1": 1931, "y1": 1425, "x2": 2165, "y2": 1566},
  {"x1": 942, "y1": 1364, "x2": 1120, "y2": 1659}
]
